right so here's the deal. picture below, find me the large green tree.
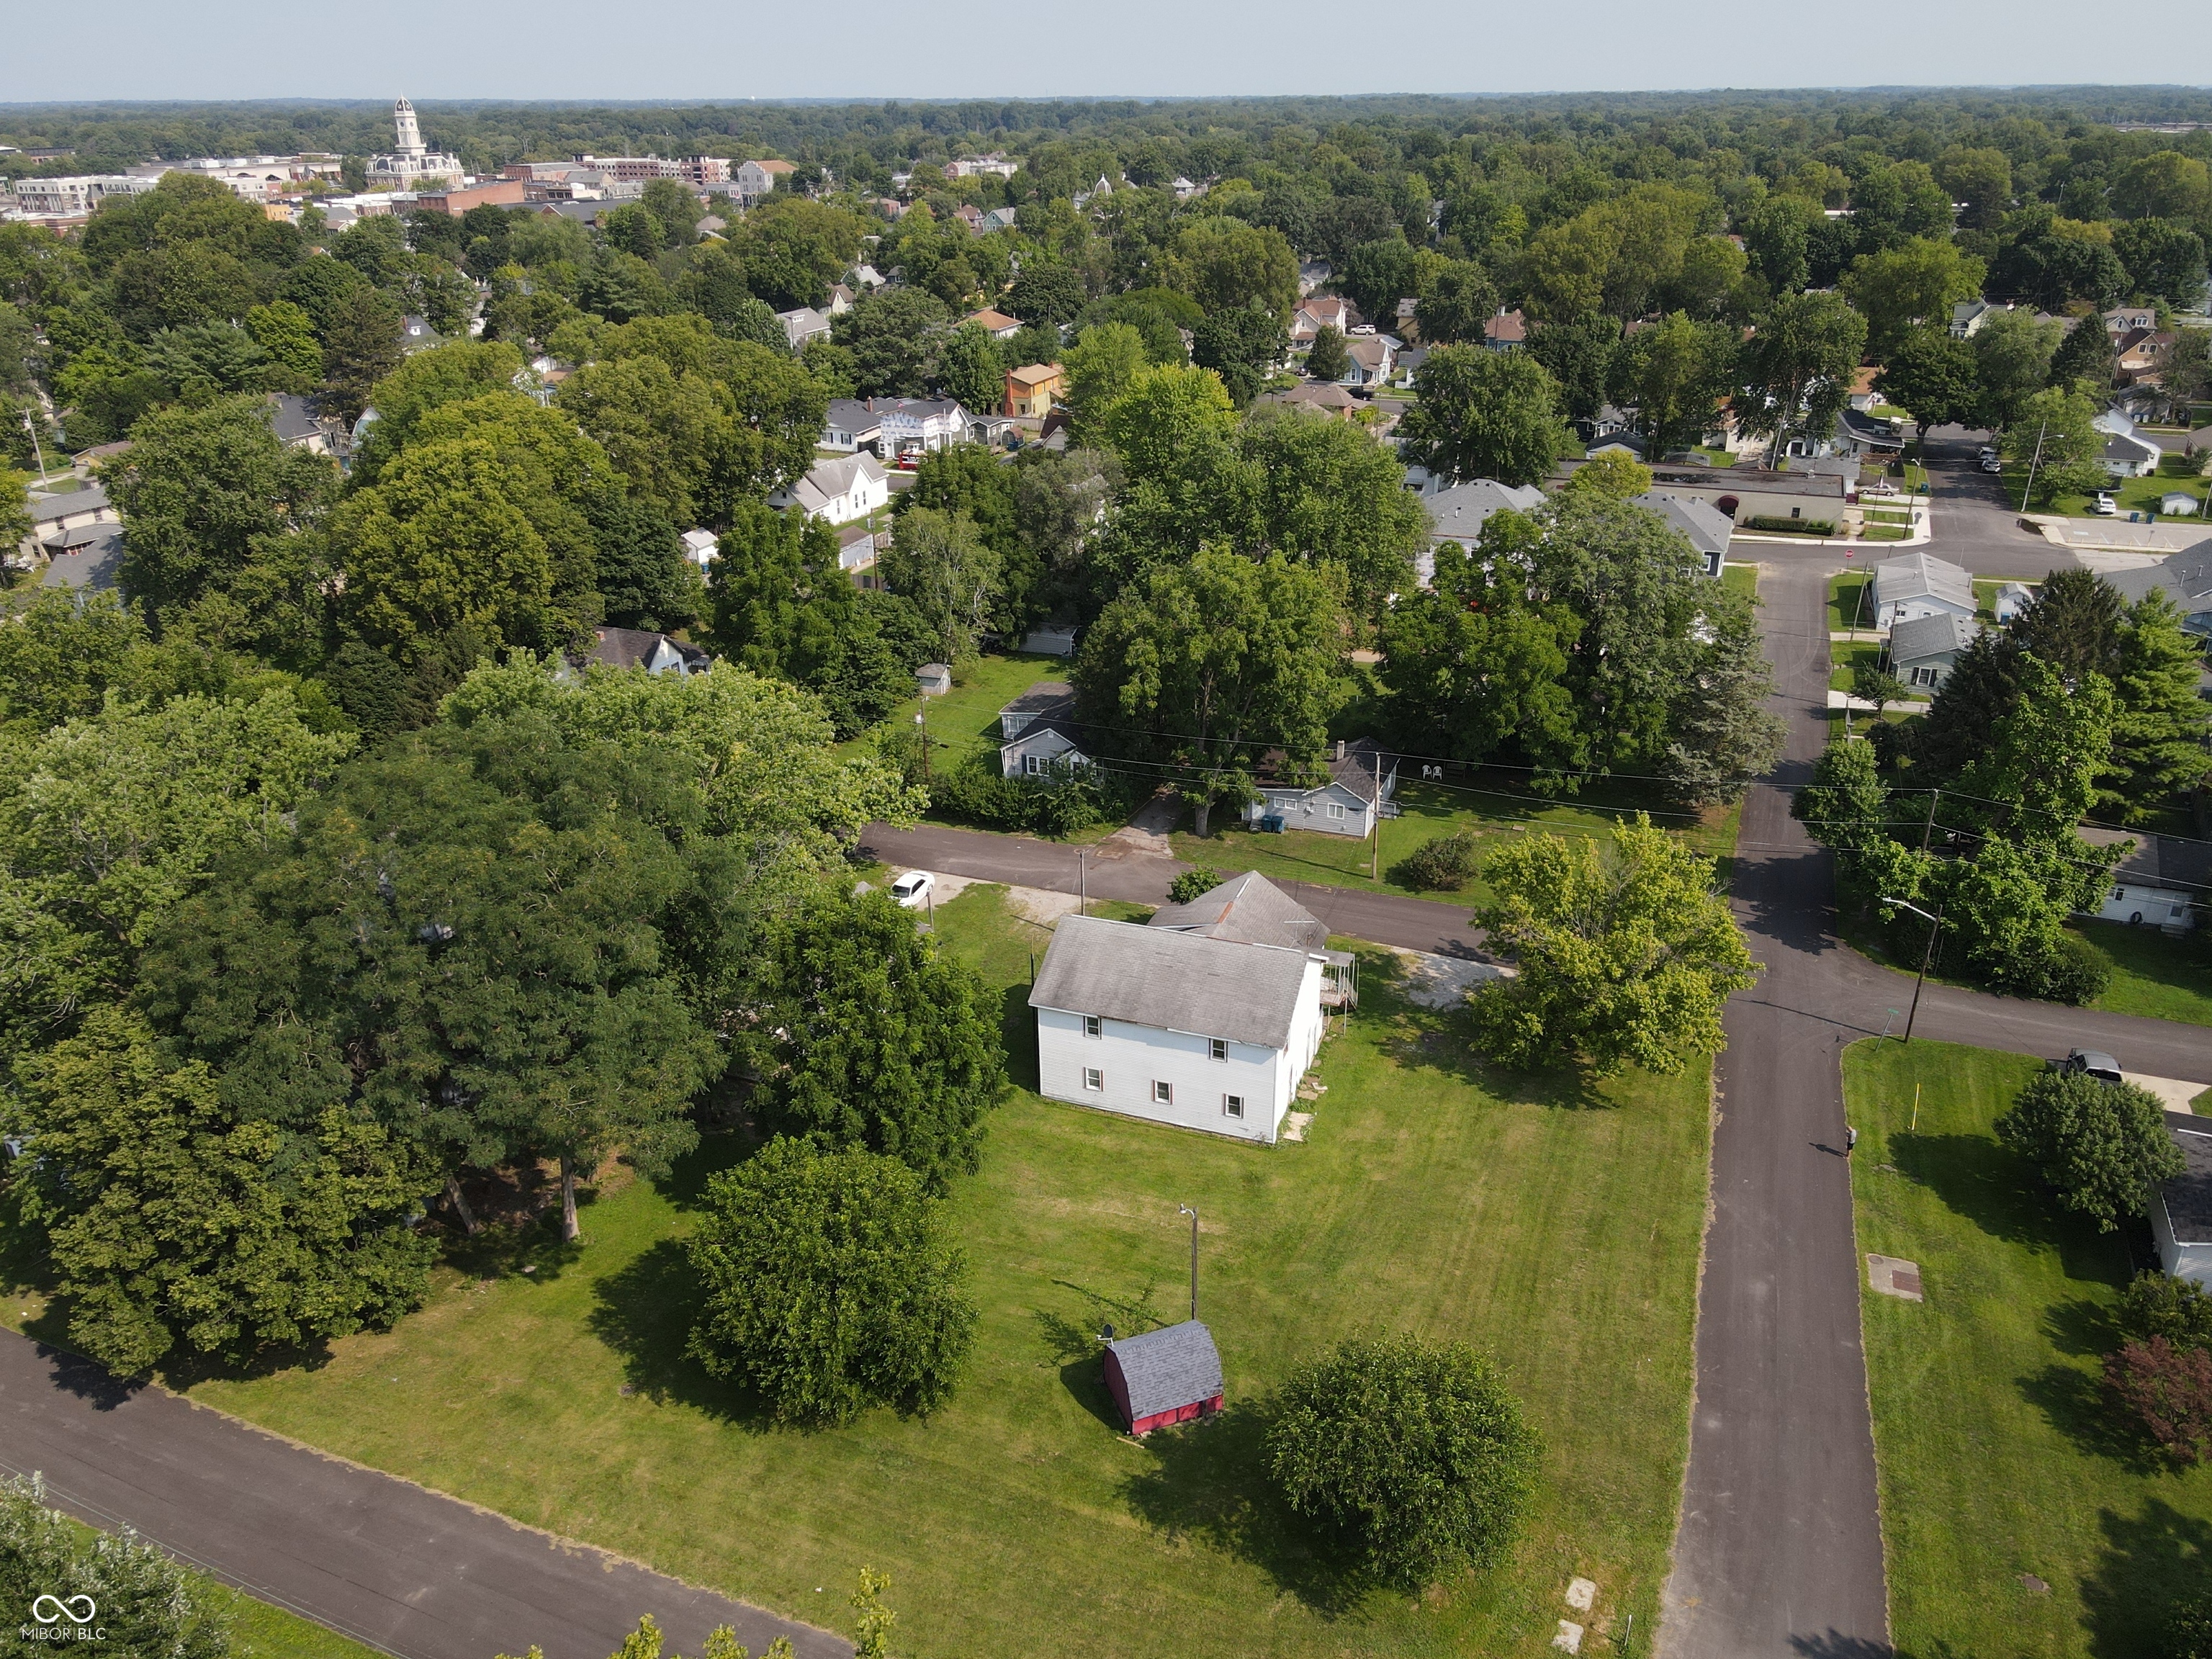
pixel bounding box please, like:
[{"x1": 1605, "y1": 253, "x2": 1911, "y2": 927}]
[
  {"x1": 1467, "y1": 814, "x2": 1757, "y2": 1074},
  {"x1": 2105, "y1": 588, "x2": 2212, "y2": 819},
  {"x1": 1733, "y1": 291, "x2": 1866, "y2": 464},
  {"x1": 1840, "y1": 238, "x2": 1987, "y2": 360},
  {"x1": 740, "y1": 885, "x2": 1007, "y2": 1192},
  {"x1": 1396, "y1": 345, "x2": 1564, "y2": 487},
  {"x1": 831, "y1": 289, "x2": 950, "y2": 397},
  {"x1": 1267, "y1": 1334, "x2": 1540, "y2": 1591},
  {"x1": 685, "y1": 1138, "x2": 976, "y2": 1425},
  {"x1": 1996, "y1": 1070, "x2": 2182, "y2": 1233},
  {"x1": 880, "y1": 505, "x2": 1002, "y2": 665}
]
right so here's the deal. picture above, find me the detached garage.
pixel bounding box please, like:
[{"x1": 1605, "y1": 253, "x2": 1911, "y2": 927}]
[
  {"x1": 1102, "y1": 1321, "x2": 1225, "y2": 1436},
  {"x1": 2152, "y1": 1112, "x2": 2212, "y2": 1287}
]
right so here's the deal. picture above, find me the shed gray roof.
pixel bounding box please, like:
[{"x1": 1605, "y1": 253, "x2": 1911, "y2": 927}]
[
  {"x1": 1030, "y1": 914, "x2": 1313, "y2": 1051},
  {"x1": 27, "y1": 484, "x2": 108, "y2": 524},
  {"x1": 2109, "y1": 539, "x2": 2212, "y2": 623},
  {"x1": 1106, "y1": 1320, "x2": 1223, "y2": 1421},
  {"x1": 1889, "y1": 611, "x2": 1979, "y2": 662},
  {"x1": 1147, "y1": 871, "x2": 1328, "y2": 954},
  {"x1": 1874, "y1": 551, "x2": 1975, "y2": 614},
  {"x1": 2163, "y1": 1112, "x2": 2212, "y2": 1245},
  {"x1": 1424, "y1": 479, "x2": 1544, "y2": 544},
  {"x1": 1631, "y1": 490, "x2": 1733, "y2": 562}
]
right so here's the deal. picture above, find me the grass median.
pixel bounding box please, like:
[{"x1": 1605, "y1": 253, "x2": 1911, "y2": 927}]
[
  {"x1": 1844, "y1": 1039, "x2": 2212, "y2": 1658},
  {"x1": 0, "y1": 885, "x2": 1718, "y2": 1659}
]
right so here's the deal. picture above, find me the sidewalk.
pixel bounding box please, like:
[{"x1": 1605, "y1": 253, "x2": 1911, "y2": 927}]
[{"x1": 2019, "y1": 514, "x2": 2203, "y2": 554}]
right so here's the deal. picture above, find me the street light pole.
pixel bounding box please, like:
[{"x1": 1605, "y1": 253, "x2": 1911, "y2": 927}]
[
  {"x1": 1881, "y1": 896, "x2": 1946, "y2": 1044},
  {"x1": 2018, "y1": 418, "x2": 2048, "y2": 515},
  {"x1": 1177, "y1": 1203, "x2": 1199, "y2": 1323}
]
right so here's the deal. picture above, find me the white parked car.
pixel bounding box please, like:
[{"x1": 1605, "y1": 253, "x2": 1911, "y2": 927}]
[
  {"x1": 889, "y1": 870, "x2": 935, "y2": 908},
  {"x1": 2092, "y1": 493, "x2": 2119, "y2": 517}
]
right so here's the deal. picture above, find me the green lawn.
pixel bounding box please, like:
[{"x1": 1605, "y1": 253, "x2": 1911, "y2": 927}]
[
  {"x1": 846, "y1": 649, "x2": 1070, "y2": 765},
  {"x1": 1830, "y1": 571, "x2": 1878, "y2": 632},
  {"x1": 1169, "y1": 774, "x2": 1744, "y2": 906},
  {"x1": 1861, "y1": 524, "x2": 1910, "y2": 541},
  {"x1": 2075, "y1": 920, "x2": 2212, "y2": 1028},
  {"x1": 2047, "y1": 472, "x2": 2208, "y2": 519},
  {"x1": 4, "y1": 884, "x2": 1717, "y2": 1659},
  {"x1": 1844, "y1": 1040, "x2": 2212, "y2": 1659},
  {"x1": 1721, "y1": 561, "x2": 1758, "y2": 599}
]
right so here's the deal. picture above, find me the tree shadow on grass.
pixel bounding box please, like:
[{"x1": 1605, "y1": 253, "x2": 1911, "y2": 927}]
[
  {"x1": 1887, "y1": 1133, "x2": 2135, "y2": 1280},
  {"x1": 2016, "y1": 1359, "x2": 2170, "y2": 1476},
  {"x1": 998, "y1": 981, "x2": 1040, "y2": 1094},
  {"x1": 1034, "y1": 1277, "x2": 1170, "y2": 1434},
  {"x1": 2081, "y1": 1497, "x2": 2212, "y2": 1658},
  {"x1": 1119, "y1": 1397, "x2": 1367, "y2": 1617},
  {"x1": 583, "y1": 1235, "x2": 774, "y2": 1429}
]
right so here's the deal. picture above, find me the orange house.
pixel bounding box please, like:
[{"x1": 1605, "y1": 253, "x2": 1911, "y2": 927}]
[{"x1": 1005, "y1": 362, "x2": 1064, "y2": 418}]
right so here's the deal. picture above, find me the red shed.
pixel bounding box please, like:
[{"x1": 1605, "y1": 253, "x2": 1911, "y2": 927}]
[{"x1": 1102, "y1": 1321, "x2": 1224, "y2": 1436}]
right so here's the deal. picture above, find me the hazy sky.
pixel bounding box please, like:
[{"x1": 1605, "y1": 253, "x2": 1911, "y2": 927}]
[{"x1": 9, "y1": 0, "x2": 2212, "y2": 103}]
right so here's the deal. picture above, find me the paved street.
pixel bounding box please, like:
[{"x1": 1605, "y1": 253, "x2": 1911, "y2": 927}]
[{"x1": 0, "y1": 1333, "x2": 848, "y2": 1659}]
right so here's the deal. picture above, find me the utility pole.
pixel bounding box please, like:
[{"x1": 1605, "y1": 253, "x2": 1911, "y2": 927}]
[
  {"x1": 1920, "y1": 787, "x2": 1941, "y2": 853},
  {"x1": 914, "y1": 711, "x2": 929, "y2": 787},
  {"x1": 23, "y1": 408, "x2": 50, "y2": 487},
  {"x1": 1177, "y1": 1203, "x2": 1199, "y2": 1323},
  {"x1": 1881, "y1": 896, "x2": 1945, "y2": 1044},
  {"x1": 1078, "y1": 850, "x2": 1086, "y2": 917},
  {"x1": 2018, "y1": 418, "x2": 2048, "y2": 515}
]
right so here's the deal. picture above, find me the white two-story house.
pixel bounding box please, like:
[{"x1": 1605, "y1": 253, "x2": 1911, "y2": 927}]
[{"x1": 770, "y1": 453, "x2": 889, "y2": 525}]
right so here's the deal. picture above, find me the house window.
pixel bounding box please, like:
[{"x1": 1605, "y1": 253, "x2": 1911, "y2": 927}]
[
  {"x1": 1223, "y1": 1094, "x2": 1246, "y2": 1120},
  {"x1": 1327, "y1": 802, "x2": 1347, "y2": 821},
  {"x1": 1210, "y1": 1038, "x2": 1228, "y2": 1061},
  {"x1": 1152, "y1": 1080, "x2": 1174, "y2": 1105},
  {"x1": 1082, "y1": 1015, "x2": 1101, "y2": 1038},
  {"x1": 1025, "y1": 754, "x2": 1043, "y2": 775},
  {"x1": 1082, "y1": 1066, "x2": 1104, "y2": 1092},
  {"x1": 1910, "y1": 666, "x2": 1938, "y2": 687}
]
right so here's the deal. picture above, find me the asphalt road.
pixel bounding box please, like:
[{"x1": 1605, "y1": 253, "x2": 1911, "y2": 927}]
[{"x1": 0, "y1": 1332, "x2": 848, "y2": 1659}]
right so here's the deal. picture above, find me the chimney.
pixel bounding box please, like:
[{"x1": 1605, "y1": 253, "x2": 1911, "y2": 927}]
[{"x1": 1334, "y1": 739, "x2": 1346, "y2": 763}]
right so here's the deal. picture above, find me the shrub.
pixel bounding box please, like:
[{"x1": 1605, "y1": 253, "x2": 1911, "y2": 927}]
[
  {"x1": 2118, "y1": 1270, "x2": 2212, "y2": 1352},
  {"x1": 0, "y1": 1474, "x2": 230, "y2": 1659},
  {"x1": 1398, "y1": 830, "x2": 1481, "y2": 891},
  {"x1": 1744, "y1": 516, "x2": 1838, "y2": 535},
  {"x1": 929, "y1": 753, "x2": 1115, "y2": 838},
  {"x1": 1265, "y1": 1333, "x2": 1539, "y2": 1590},
  {"x1": 2170, "y1": 1586, "x2": 2212, "y2": 1658},
  {"x1": 1994, "y1": 1069, "x2": 2182, "y2": 1231},
  {"x1": 2106, "y1": 1336, "x2": 2212, "y2": 1465},
  {"x1": 1169, "y1": 867, "x2": 1226, "y2": 904},
  {"x1": 686, "y1": 1138, "x2": 976, "y2": 1425},
  {"x1": 2038, "y1": 930, "x2": 2113, "y2": 1005}
]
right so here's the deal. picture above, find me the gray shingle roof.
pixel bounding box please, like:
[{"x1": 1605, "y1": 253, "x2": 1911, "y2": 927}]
[
  {"x1": 1424, "y1": 479, "x2": 1544, "y2": 544},
  {"x1": 2164, "y1": 1112, "x2": 2212, "y2": 1245},
  {"x1": 40, "y1": 526, "x2": 122, "y2": 592},
  {"x1": 2080, "y1": 826, "x2": 2212, "y2": 895},
  {"x1": 1106, "y1": 1320, "x2": 1223, "y2": 1421},
  {"x1": 1631, "y1": 490, "x2": 1733, "y2": 563},
  {"x1": 1889, "y1": 611, "x2": 1979, "y2": 662},
  {"x1": 1147, "y1": 871, "x2": 1328, "y2": 954},
  {"x1": 27, "y1": 484, "x2": 108, "y2": 524},
  {"x1": 1002, "y1": 681, "x2": 1076, "y2": 719},
  {"x1": 1030, "y1": 914, "x2": 1313, "y2": 1051},
  {"x1": 2109, "y1": 539, "x2": 2212, "y2": 621},
  {"x1": 1874, "y1": 552, "x2": 1975, "y2": 615}
]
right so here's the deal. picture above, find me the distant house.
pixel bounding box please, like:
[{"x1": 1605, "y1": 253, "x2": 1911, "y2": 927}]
[
  {"x1": 1588, "y1": 431, "x2": 1651, "y2": 460},
  {"x1": 1248, "y1": 738, "x2": 1398, "y2": 838},
  {"x1": 1256, "y1": 382, "x2": 1360, "y2": 418},
  {"x1": 770, "y1": 452, "x2": 889, "y2": 525},
  {"x1": 267, "y1": 392, "x2": 336, "y2": 454},
  {"x1": 1831, "y1": 407, "x2": 1905, "y2": 459},
  {"x1": 1887, "y1": 611, "x2": 1980, "y2": 690},
  {"x1": 1028, "y1": 881, "x2": 1339, "y2": 1144},
  {"x1": 1992, "y1": 580, "x2": 2035, "y2": 621},
  {"x1": 2151, "y1": 1112, "x2": 2212, "y2": 1287},
  {"x1": 731, "y1": 158, "x2": 793, "y2": 206},
  {"x1": 979, "y1": 207, "x2": 1020, "y2": 233},
  {"x1": 399, "y1": 313, "x2": 441, "y2": 353},
  {"x1": 2108, "y1": 538, "x2": 2212, "y2": 637},
  {"x1": 2118, "y1": 329, "x2": 2177, "y2": 387},
  {"x1": 1950, "y1": 297, "x2": 2005, "y2": 338},
  {"x1": 1848, "y1": 367, "x2": 1881, "y2": 412},
  {"x1": 2079, "y1": 827, "x2": 2208, "y2": 930},
  {"x1": 1557, "y1": 459, "x2": 1850, "y2": 526},
  {"x1": 820, "y1": 397, "x2": 971, "y2": 458},
  {"x1": 824, "y1": 283, "x2": 854, "y2": 315},
  {"x1": 1004, "y1": 363, "x2": 1064, "y2": 418},
  {"x1": 1102, "y1": 1321, "x2": 1225, "y2": 1437},
  {"x1": 778, "y1": 306, "x2": 833, "y2": 350},
  {"x1": 1339, "y1": 336, "x2": 1395, "y2": 388},
  {"x1": 39, "y1": 525, "x2": 122, "y2": 593},
  {"x1": 1482, "y1": 308, "x2": 1528, "y2": 349},
  {"x1": 1290, "y1": 295, "x2": 1356, "y2": 346},
  {"x1": 917, "y1": 662, "x2": 953, "y2": 696},
  {"x1": 2104, "y1": 305, "x2": 2159, "y2": 339},
  {"x1": 1631, "y1": 490, "x2": 1734, "y2": 578},
  {"x1": 22, "y1": 482, "x2": 116, "y2": 562},
  {"x1": 997, "y1": 680, "x2": 1091, "y2": 778},
  {"x1": 2095, "y1": 411, "x2": 2162, "y2": 478},
  {"x1": 1872, "y1": 551, "x2": 1977, "y2": 632},
  {"x1": 966, "y1": 307, "x2": 1024, "y2": 340},
  {"x1": 569, "y1": 627, "x2": 710, "y2": 678}
]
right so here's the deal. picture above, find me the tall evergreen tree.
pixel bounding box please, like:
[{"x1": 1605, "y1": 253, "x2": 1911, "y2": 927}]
[
  {"x1": 2047, "y1": 311, "x2": 2118, "y2": 400},
  {"x1": 2105, "y1": 589, "x2": 2212, "y2": 819},
  {"x1": 2013, "y1": 568, "x2": 2125, "y2": 683}
]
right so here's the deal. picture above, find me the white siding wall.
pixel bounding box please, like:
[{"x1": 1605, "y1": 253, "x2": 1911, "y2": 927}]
[
  {"x1": 2092, "y1": 883, "x2": 2195, "y2": 930},
  {"x1": 2153, "y1": 1194, "x2": 2212, "y2": 1286},
  {"x1": 1035, "y1": 966, "x2": 1322, "y2": 1146}
]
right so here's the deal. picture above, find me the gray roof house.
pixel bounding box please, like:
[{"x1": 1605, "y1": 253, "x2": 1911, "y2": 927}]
[
  {"x1": 777, "y1": 306, "x2": 832, "y2": 350},
  {"x1": 1872, "y1": 551, "x2": 1977, "y2": 631},
  {"x1": 2095, "y1": 412, "x2": 2162, "y2": 478},
  {"x1": 267, "y1": 392, "x2": 335, "y2": 453},
  {"x1": 1553, "y1": 459, "x2": 1850, "y2": 525},
  {"x1": 769, "y1": 451, "x2": 889, "y2": 525},
  {"x1": 1149, "y1": 870, "x2": 1356, "y2": 1005},
  {"x1": 1248, "y1": 738, "x2": 1398, "y2": 839},
  {"x1": 1887, "y1": 612, "x2": 1980, "y2": 691},
  {"x1": 1102, "y1": 1321, "x2": 1225, "y2": 1435},
  {"x1": 19, "y1": 482, "x2": 117, "y2": 570},
  {"x1": 2109, "y1": 539, "x2": 2212, "y2": 638},
  {"x1": 998, "y1": 681, "x2": 1092, "y2": 778},
  {"x1": 2080, "y1": 826, "x2": 2208, "y2": 931},
  {"x1": 40, "y1": 525, "x2": 123, "y2": 593},
  {"x1": 566, "y1": 627, "x2": 711, "y2": 678},
  {"x1": 1418, "y1": 479, "x2": 1544, "y2": 585},
  {"x1": 1632, "y1": 490, "x2": 1734, "y2": 578},
  {"x1": 2152, "y1": 1112, "x2": 2212, "y2": 1287},
  {"x1": 1028, "y1": 901, "x2": 1331, "y2": 1144}
]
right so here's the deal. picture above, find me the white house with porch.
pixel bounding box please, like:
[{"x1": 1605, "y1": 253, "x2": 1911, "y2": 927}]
[
  {"x1": 997, "y1": 681, "x2": 1093, "y2": 777},
  {"x1": 1247, "y1": 739, "x2": 1399, "y2": 837}
]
